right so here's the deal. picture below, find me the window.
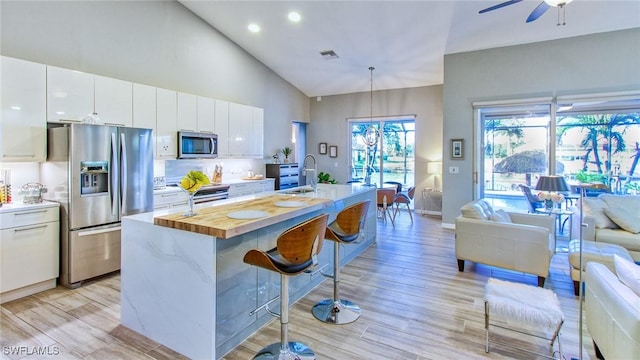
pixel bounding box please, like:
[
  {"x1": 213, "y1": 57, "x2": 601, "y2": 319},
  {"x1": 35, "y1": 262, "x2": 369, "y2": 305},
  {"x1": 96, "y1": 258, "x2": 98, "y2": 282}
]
[
  {"x1": 348, "y1": 116, "x2": 415, "y2": 188},
  {"x1": 476, "y1": 94, "x2": 640, "y2": 211}
]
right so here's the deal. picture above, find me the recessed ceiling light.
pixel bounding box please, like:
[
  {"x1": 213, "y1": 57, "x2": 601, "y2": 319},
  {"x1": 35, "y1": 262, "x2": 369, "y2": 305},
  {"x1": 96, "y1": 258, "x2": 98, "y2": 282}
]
[
  {"x1": 248, "y1": 23, "x2": 261, "y2": 33},
  {"x1": 288, "y1": 11, "x2": 301, "y2": 23}
]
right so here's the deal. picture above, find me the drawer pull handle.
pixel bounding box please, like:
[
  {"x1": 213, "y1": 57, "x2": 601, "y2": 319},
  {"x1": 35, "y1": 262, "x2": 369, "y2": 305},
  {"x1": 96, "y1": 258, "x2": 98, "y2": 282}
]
[
  {"x1": 14, "y1": 224, "x2": 48, "y2": 232},
  {"x1": 14, "y1": 210, "x2": 48, "y2": 216}
]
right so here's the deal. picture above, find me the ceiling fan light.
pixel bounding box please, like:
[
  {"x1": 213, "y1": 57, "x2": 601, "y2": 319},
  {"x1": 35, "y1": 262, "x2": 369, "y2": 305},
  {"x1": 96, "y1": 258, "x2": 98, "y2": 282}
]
[{"x1": 544, "y1": 0, "x2": 573, "y2": 7}]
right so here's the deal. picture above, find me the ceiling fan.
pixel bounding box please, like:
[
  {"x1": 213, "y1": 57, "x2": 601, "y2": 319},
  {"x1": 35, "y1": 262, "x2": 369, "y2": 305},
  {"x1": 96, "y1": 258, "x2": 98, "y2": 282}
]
[{"x1": 479, "y1": 0, "x2": 574, "y2": 24}]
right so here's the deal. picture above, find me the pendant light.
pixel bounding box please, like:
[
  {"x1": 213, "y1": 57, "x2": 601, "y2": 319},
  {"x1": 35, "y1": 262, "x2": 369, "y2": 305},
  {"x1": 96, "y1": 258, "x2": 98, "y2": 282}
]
[
  {"x1": 363, "y1": 66, "x2": 379, "y2": 186},
  {"x1": 363, "y1": 66, "x2": 379, "y2": 146}
]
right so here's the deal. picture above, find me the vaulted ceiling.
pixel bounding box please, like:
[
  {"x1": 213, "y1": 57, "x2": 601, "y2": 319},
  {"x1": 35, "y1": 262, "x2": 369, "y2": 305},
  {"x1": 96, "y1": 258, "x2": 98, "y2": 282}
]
[{"x1": 181, "y1": 1, "x2": 640, "y2": 97}]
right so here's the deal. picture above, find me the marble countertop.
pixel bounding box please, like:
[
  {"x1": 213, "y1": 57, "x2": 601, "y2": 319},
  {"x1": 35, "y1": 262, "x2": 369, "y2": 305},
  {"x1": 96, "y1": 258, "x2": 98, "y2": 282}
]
[
  {"x1": 153, "y1": 178, "x2": 275, "y2": 194},
  {"x1": 0, "y1": 201, "x2": 59, "y2": 214}
]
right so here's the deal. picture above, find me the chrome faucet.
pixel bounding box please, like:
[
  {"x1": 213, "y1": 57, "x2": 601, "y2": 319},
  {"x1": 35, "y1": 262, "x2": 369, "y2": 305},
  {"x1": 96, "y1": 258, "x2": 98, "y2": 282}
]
[{"x1": 303, "y1": 154, "x2": 318, "y2": 191}]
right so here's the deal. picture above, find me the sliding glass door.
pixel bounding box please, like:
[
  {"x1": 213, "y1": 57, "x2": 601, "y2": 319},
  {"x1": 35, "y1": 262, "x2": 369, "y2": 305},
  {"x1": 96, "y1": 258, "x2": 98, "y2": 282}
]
[
  {"x1": 349, "y1": 117, "x2": 415, "y2": 188},
  {"x1": 475, "y1": 96, "x2": 640, "y2": 211},
  {"x1": 477, "y1": 103, "x2": 552, "y2": 206}
]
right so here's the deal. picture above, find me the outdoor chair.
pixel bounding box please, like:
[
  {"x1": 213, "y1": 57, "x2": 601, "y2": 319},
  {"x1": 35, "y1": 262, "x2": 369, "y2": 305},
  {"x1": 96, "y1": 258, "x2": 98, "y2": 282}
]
[{"x1": 518, "y1": 184, "x2": 544, "y2": 213}]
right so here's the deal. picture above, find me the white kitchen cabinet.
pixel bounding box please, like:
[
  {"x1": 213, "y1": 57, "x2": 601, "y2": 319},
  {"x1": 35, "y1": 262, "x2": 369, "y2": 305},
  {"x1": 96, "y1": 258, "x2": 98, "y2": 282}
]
[
  {"x1": 95, "y1": 75, "x2": 133, "y2": 127},
  {"x1": 251, "y1": 106, "x2": 264, "y2": 158},
  {"x1": 0, "y1": 204, "x2": 59, "y2": 303},
  {"x1": 156, "y1": 88, "x2": 178, "y2": 159},
  {"x1": 0, "y1": 56, "x2": 47, "y2": 162},
  {"x1": 228, "y1": 102, "x2": 247, "y2": 157},
  {"x1": 132, "y1": 83, "x2": 157, "y2": 131},
  {"x1": 177, "y1": 92, "x2": 197, "y2": 132},
  {"x1": 47, "y1": 65, "x2": 94, "y2": 123},
  {"x1": 197, "y1": 96, "x2": 215, "y2": 133},
  {"x1": 214, "y1": 99, "x2": 230, "y2": 157},
  {"x1": 154, "y1": 189, "x2": 188, "y2": 210}
]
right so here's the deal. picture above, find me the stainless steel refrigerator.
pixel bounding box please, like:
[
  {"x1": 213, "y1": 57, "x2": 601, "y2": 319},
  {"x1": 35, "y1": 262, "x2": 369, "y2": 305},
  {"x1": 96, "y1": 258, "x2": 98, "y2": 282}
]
[{"x1": 41, "y1": 123, "x2": 153, "y2": 288}]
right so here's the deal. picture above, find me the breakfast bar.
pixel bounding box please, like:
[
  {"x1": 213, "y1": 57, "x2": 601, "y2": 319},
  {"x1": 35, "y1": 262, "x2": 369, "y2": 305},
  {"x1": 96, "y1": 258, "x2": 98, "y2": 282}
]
[{"x1": 120, "y1": 184, "x2": 376, "y2": 359}]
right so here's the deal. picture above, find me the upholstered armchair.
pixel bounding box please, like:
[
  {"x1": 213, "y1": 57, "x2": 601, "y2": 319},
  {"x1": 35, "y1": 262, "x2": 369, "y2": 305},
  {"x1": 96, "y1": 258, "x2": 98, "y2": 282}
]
[{"x1": 455, "y1": 200, "x2": 555, "y2": 286}]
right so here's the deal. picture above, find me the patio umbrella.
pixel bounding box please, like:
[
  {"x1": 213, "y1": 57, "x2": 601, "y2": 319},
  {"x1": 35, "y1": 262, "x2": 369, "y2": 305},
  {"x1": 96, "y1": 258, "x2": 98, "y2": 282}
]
[{"x1": 493, "y1": 150, "x2": 564, "y2": 185}]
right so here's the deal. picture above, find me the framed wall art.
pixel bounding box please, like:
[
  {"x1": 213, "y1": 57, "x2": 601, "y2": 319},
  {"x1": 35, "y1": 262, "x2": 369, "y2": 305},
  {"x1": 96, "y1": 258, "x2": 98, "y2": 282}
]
[
  {"x1": 329, "y1": 145, "x2": 338, "y2": 158},
  {"x1": 319, "y1": 142, "x2": 327, "y2": 155},
  {"x1": 451, "y1": 139, "x2": 464, "y2": 160}
]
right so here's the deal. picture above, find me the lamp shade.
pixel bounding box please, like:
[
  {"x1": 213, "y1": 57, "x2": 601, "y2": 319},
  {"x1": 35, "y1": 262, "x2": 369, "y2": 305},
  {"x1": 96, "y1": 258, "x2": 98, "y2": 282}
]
[{"x1": 535, "y1": 175, "x2": 570, "y2": 192}]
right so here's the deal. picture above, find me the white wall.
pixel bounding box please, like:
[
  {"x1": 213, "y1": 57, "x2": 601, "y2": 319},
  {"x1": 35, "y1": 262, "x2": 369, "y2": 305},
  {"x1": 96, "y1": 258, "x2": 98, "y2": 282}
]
[
  {"x1": 442, "y1": 28, "x2": 640, "y2": 225},
  {"x1": 0, "y1": 0, "x2": 309, "y2": 166},
  {"x1": 309, "y1": 85, "x2": 443, "y2": 211}
]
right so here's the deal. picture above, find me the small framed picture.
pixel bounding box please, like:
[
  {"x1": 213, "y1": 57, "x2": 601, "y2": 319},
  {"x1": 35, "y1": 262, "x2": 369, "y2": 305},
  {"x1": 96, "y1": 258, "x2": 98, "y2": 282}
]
[
  {"x1": 451, "y1": 139, "x2": 464, "y2": 160},
  {"x1": 329, "y1": 145, "x2": 338, "y2": 158},
  {"x1": 319, "y1": 142, "x2": 327, "y2": 155}
]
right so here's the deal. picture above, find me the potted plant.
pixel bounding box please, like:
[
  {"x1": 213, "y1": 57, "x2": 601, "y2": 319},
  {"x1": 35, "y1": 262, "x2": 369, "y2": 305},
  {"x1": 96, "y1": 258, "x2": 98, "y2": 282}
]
[
  {"x1": 318, "y1": 171, "x2": 337, "y2": 184},
  {"x1": 282, "y1": 147, "x2": 292, "y2": 163}
]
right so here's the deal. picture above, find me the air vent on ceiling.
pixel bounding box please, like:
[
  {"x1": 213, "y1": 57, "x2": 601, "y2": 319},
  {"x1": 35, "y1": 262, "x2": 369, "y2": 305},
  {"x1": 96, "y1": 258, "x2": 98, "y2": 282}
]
[{"x1": 320, "y1": 50, "x2": 339, "y2": 60}]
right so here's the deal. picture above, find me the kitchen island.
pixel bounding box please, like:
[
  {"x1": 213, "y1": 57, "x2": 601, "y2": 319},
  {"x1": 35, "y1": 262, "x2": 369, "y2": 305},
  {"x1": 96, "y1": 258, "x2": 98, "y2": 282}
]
[{"x1": 120, "y1": 184, "x2": 377, "y2": 359}]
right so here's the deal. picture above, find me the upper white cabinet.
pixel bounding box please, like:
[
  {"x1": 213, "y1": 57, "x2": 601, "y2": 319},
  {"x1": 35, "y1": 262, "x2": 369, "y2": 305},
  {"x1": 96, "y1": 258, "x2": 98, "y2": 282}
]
[
  {"x1": 132, "y1": 83, "x2": 157, "y2": 131},
  {"x1": 94, "y1": 75, "x2": 133, "y2": 127},
  {"x1": 251, "y1": 106, "x2": 264, "y2": 158},
  {"x1": 226, "y1": 103, "x2": 264, "y2": 158},
  {"x1": 228, "y1": 102, "x2": 247, "y2": 157},
  {"x1": 197, "y1": 96, "x2": 215, "y2": 133},
  {"x1": 214, "y1": 100, "x2": 230, "y2": 157},
  {"x1": 0, "y1": 56, "x2": 47, "y2": 162},
  {"x1": 177, "y1": 92, "x2": 197, "y2": 132},
  {"x1": 156, "y1": 88, "x2": 177, "y2": 159},
  {"x1": 47, "y1": 66, "x2": 94, "y2": 123}
]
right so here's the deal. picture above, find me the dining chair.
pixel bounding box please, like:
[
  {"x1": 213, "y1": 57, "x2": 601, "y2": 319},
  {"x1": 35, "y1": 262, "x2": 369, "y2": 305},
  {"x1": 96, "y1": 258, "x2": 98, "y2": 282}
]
[
  {"x1": 376, "y1": 188, "x2": 396, "y2": 225},
  {"x1": 393, "y1": 186, "x2": 415, "y2": 223}
]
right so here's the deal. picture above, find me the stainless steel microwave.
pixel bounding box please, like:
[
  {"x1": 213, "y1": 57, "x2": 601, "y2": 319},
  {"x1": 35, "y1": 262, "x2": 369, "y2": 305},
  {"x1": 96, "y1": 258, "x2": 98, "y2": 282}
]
[{"x1": 177, "y1": 131, "x2": 218, "y2": 159}]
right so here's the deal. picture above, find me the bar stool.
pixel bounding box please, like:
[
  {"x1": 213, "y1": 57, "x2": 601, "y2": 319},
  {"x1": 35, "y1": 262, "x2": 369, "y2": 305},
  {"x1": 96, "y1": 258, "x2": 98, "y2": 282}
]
[
  {"x1": 243, "y1": 213, "x2": 328, "y2": 360},
  {"x1": 312, "y1": 201, "x2": 370, "y2": 324}
]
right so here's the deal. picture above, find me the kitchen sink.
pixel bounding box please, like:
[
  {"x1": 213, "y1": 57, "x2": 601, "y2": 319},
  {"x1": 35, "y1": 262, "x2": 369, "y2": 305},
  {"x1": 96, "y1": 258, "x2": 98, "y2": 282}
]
[{"x1": 283, "y1": 187, "x2": 315, "y2": 194}]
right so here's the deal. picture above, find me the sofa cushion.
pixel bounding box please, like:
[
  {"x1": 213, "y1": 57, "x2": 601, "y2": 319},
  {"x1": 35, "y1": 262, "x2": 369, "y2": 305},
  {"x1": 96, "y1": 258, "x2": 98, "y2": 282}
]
[
  {"x1": 491, "y1": 209, "x2": 512, "y2": 223},
  {"x1": 604, "y1": 207, "x2": 640, "y2": 234},
  {"x1": 614, "y1": 254, "x2": 640, "y2": 297},
  {"x1": 583, "y1": 197, "x2": 619, "y2": 229},
  {"x1": 596, "y1": 228, "x2": 640, "y2": 253},
  {"x1": 600, "y1": 194, "x2": 640, "y2": 210},
  {"x1": 461, "y1": 200, "x2": 494, "y2": 220}
]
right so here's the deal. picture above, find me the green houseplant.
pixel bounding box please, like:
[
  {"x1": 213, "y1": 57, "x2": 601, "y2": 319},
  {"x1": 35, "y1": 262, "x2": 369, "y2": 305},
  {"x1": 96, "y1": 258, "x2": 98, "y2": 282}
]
[
  {"x1": 282, "y1": 147, "x2": 292, "y2": 163},
  {"x1": 318, "y1": 171, "x2": 337, "y2": 184}
]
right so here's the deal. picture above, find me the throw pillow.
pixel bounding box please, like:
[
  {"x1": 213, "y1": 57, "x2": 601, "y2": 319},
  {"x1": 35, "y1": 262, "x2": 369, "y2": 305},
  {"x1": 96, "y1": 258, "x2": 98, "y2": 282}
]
[
  {"x1": 582, "y1": 197, "x2": 619, "y2": 229},
  {"x1": 490, "y1": 209, "x2": 512, "y2": 223},
  {"x1": 614, "y1": 254, "x2": 640, "y2": 297},
  {"x1": 603, "y1": 207, "x2": 640, "y2": 233}
]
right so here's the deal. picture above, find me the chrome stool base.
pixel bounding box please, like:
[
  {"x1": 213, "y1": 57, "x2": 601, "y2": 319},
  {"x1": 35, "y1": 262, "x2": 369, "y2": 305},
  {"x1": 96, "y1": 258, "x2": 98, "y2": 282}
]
[
  {"x1": 253, "y1": 341, "x2": 316, "y2": 360},
  {"x1": 312, "y1": 298, "x2": 361, "y2": 324}
]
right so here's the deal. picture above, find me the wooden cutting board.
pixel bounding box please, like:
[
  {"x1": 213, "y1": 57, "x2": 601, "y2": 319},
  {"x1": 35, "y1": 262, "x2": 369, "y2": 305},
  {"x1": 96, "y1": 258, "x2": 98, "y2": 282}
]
[{"x1": 153, "y1": 194, "x2": 332, "y2": 239}]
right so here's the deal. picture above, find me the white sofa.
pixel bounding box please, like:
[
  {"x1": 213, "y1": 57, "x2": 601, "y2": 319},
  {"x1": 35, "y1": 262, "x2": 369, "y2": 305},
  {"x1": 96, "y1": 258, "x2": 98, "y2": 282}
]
[
  {"x1": 455, "y1": 200, "x2": 554, "y2": 287},
  {"x1": 582, "y1": 194, "x2": 640, "y2": 261},
  {"x1": 585, "y1": 261, "x2": 640, "y2": 359}
]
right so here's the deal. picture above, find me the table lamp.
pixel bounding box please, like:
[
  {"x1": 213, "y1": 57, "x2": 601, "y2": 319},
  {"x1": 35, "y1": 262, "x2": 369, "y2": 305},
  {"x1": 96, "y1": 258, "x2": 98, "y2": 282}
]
[{"x1": 535, "y1": 175, "x2": 570, "y2": 194}]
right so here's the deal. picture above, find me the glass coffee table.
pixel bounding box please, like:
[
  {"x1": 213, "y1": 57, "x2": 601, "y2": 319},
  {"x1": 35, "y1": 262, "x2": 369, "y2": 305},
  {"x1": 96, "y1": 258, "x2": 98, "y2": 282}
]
[{"x1": 536, "y1": 208, "x2": 574, "y2": 253}]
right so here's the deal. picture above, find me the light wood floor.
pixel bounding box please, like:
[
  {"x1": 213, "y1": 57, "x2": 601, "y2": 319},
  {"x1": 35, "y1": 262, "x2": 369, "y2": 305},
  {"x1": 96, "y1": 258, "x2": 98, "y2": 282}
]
[{"x1": 1, "y1": 212, "x2": 594, "y2": 359}]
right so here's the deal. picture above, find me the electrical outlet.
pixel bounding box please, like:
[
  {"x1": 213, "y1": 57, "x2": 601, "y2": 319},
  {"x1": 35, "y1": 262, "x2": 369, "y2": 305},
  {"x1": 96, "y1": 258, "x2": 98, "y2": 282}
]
[{"x1": 449, "y1": 166, "x2": 459, "y2": 174}]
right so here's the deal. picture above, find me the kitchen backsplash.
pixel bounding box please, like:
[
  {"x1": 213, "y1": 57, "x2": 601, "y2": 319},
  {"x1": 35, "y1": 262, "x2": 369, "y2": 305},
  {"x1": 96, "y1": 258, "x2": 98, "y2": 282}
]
[{"x1": 1, "y1": 158, "x2": 273, "y2": 203}]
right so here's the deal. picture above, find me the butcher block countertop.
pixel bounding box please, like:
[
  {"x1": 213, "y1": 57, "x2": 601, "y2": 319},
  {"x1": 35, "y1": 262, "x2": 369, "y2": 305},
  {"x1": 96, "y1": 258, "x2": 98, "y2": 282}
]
[{"x1": 153, "y1": 194, "x2": 332, "y2": 239}]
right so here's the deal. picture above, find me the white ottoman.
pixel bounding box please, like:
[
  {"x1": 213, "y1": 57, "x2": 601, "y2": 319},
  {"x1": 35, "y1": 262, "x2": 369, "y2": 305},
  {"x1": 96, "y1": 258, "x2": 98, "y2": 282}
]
[
  {"x1": 568, "y1": 239, "x2": 633, "y2": 296},
  {"x1": 484, "y1": 278, "x2": 564, "y2": 358}
]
